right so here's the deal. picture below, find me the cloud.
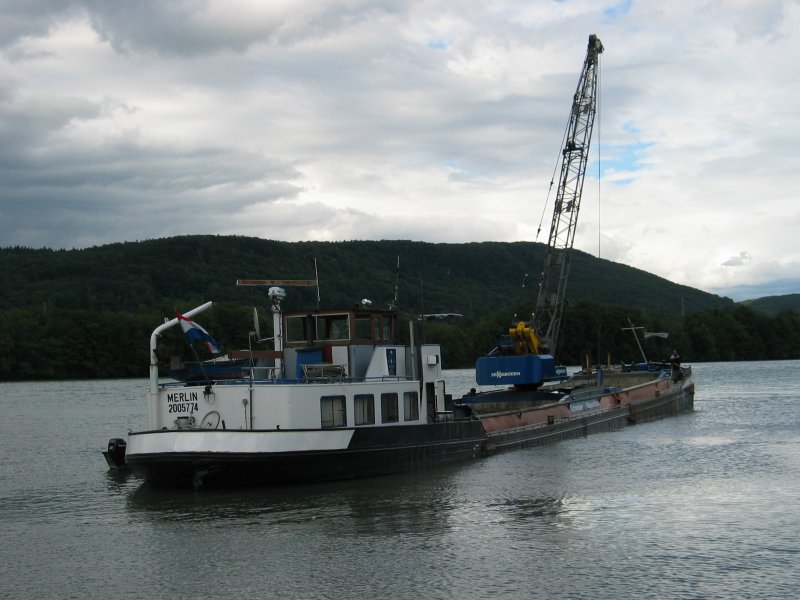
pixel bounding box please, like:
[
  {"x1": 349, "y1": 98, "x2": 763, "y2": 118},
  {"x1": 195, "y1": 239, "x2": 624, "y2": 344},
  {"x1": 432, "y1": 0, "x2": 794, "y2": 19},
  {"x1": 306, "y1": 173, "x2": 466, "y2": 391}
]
[
  {"x1": 722, "y1": 252, "x2": 753, "y2": 268},
  {"x1": 79, "y1": 1, "x2": 412, "y2": 57},
  {"x1": 0, "y1": 0, "x2": 799, "y2": 301}
]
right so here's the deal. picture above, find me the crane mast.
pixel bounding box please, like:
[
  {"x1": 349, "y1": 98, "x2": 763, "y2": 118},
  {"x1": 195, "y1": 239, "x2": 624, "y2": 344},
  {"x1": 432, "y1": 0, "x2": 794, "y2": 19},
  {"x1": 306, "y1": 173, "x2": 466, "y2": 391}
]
[
  {"x1": 475, "y1": 35, "x2": 603, "y2": 389},
  {"x1": 534, "y1": 34, "x2": 604, "y2": 356}
]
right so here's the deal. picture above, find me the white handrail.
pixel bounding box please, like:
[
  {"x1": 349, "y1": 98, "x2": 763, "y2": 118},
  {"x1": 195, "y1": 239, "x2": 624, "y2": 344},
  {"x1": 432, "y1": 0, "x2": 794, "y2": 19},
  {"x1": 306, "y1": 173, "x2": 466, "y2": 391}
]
[{"x1": 149, "y1": 301, "x2": 214, "y2": 394}]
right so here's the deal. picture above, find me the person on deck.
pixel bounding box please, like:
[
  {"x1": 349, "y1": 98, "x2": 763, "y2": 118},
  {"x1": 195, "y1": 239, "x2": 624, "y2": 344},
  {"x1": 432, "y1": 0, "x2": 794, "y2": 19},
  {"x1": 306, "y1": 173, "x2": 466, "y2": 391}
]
[{"x1": 669, "y1": 349, "x2": 682, "y2": 382}]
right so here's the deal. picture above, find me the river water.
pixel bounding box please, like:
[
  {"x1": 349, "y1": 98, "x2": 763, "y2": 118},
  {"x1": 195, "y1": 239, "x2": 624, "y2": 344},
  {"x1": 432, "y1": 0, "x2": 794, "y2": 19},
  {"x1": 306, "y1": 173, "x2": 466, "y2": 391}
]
[{"x1": 1, "y1": 361, "x2": 799, "y2": 599}]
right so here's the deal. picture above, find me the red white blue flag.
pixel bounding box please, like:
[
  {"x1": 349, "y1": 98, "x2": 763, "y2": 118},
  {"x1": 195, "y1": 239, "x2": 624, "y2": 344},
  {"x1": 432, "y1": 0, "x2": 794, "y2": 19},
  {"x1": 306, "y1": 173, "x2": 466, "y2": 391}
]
[{"x1": 176, "y1": 312, "x2": 223, "y2": 354}]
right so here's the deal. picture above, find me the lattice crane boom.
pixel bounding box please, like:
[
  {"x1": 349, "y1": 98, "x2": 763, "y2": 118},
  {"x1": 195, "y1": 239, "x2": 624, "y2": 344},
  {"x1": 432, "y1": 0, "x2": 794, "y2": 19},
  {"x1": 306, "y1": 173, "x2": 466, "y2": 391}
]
[
  {"x1": 475, "y1": 35, "x2": 603, "y2": 388},
  {"x1": 533, "y1": 34, "x2": 603, "y2": 356}
]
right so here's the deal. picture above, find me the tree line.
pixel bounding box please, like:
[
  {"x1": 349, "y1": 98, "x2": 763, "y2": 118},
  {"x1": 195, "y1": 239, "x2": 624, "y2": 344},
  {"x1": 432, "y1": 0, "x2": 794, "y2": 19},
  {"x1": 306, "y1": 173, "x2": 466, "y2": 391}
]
[
  {"x1": 0, "y1": 235, "x2": 733, "y2": 320},
  {"x1": 425, "y1": 300, "x2": 800, "y2": 368},
  {"x1": 1, "y1": 299, "x2": 798, "y2": 381},
  {"x1": 1, "y1": 235, "x2": 796, "y2": 381}
]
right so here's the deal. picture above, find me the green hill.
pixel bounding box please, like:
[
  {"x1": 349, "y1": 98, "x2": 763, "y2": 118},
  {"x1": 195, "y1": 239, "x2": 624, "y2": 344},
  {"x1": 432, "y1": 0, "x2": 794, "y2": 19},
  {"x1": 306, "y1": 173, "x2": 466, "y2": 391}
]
[
  {"x1": 742, "y1": 294, "x2": 800, "y2": 316},
  {"x1": 0, "y1": 235, "x2": 731, "y2": 318},
  {"x1": 2, "y1": 235, "x2": 798, "y2": 380}
]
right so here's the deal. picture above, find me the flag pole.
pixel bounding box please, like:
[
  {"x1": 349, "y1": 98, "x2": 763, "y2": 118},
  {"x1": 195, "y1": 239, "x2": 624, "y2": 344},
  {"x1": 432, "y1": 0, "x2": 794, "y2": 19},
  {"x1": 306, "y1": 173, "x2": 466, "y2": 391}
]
[
  {"x1": 314, "y1": 258, "x2": 321, "y2": 309},
  {"x1": 621, "y1": 318, "x2": 648, "y2": 364},
  {"x1": 188, "y1": 339, "x2": 211, "y2": 383}
]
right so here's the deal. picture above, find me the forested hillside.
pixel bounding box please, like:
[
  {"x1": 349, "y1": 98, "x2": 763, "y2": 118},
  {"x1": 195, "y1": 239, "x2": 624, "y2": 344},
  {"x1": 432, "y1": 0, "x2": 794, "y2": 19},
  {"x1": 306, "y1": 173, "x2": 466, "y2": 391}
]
[
  {"x1": 742, "y1": 294, "x2": 800, "y2": 316},
  {"x1": 0, "y1": 235, "x2": 730, "y2": 317},
  {"x1": 1, "y1": 235, "x2": 798, "y2": 380}
]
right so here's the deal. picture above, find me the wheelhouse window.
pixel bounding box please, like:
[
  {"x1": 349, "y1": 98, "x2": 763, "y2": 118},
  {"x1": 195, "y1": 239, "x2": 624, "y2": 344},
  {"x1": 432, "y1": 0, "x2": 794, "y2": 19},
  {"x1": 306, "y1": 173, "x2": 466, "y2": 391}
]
[
  {"x1": 354, "y1": 394, "x2": 375, "y2": 425},
  {"x1": 381, "y1": 392, "x2": 399, "y2": 423},
  {"x1": 403, "y1": 391, "x2": 419, "y2": 421},
  {"x1": 383, "y1": 319, "x2": 392, "y2": 342},
  {"x1": 286, "y1": 315, "x2": 308, "y2": 343},
  {"x1": 372, "y1": 317, "x2": 381, "y2": 341},
  {"x1": 285, "y1": 313, "x2": 351, "y2": 344},
  {"x1": 285, "y1": 310, "x2": 395, "y2": 346},
  {"x1": 321, "y1": 395, "x2": 347, "y2": 428},
  {"x1": 355, "y1": 317, "x2": 371, "y2": 340},
  {"x1": 316, "y1": 314, "x2": 350, "y2": 341}
]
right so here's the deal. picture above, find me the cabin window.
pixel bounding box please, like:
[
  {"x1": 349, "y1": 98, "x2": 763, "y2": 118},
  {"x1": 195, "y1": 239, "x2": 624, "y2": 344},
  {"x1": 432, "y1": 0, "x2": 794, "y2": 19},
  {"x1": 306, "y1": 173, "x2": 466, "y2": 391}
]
[
  {"x1": 403, "y1": 391, "x2": 419, "y2": 421},
  {"x1": 354, "y1": 394, "x2": 375, "y2": 425},
  {"x1": 316, "y1": 314, "x2": 350, "y2": 341},
  {"x1": 381, "y1": 392, "x2": 399, "y2": 423},
  {"x1": 286, "y1": 315, "x2": 308, "y2": 343},
  {"x1": 372, "y1": 317, "x2": 381, "y2": 341},
  {"x1": 383, "y1": 319, "x2": 392, "y2": 342},
  {"x1": 355, "y1": 317, "x2": 371, "y2": 340},
  {"x1": 320, "y1": 395, "x2": 347, "y2": 428}
]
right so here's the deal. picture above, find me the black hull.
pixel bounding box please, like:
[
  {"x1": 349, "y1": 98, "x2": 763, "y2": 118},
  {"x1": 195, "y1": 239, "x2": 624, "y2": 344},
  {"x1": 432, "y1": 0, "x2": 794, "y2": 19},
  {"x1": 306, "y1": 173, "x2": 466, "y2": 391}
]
[
  {"x1": 124, "y1": 385, "x2": 694, "y2": 489},
  {"x1": 127, "y1": 421, "x2": 487, "y2": 488}
]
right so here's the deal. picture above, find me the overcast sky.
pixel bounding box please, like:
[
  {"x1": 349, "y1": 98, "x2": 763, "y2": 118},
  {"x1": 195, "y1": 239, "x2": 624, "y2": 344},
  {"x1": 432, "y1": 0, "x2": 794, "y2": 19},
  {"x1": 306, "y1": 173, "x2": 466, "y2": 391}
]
[{"x1": 1, "y1": 1, "x2": 797, "y2": 301}]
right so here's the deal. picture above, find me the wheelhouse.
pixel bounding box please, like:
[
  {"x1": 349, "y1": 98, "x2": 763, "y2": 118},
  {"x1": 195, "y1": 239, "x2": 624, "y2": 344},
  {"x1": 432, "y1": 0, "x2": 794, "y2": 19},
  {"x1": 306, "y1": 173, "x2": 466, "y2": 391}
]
[{"x1": 283, "y1": 307, "x2": 396, "y2": 347}]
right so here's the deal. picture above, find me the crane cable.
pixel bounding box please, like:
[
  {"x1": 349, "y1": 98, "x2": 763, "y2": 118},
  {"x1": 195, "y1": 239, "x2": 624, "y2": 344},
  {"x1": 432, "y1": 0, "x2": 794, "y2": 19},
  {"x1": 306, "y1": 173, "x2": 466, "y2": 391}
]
[
  {"x1": 527, "y1": 93, "x2": 571, "y2": 299},
  {"x1": 534, "y1": 106, "x2": 572, "y2": 245},
  {"x1": 596, "y1": 55, "x2": 602, "y2": 261},
  {"x1": 536, "y1": 52, "x2": 604, "y2": 253}
]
